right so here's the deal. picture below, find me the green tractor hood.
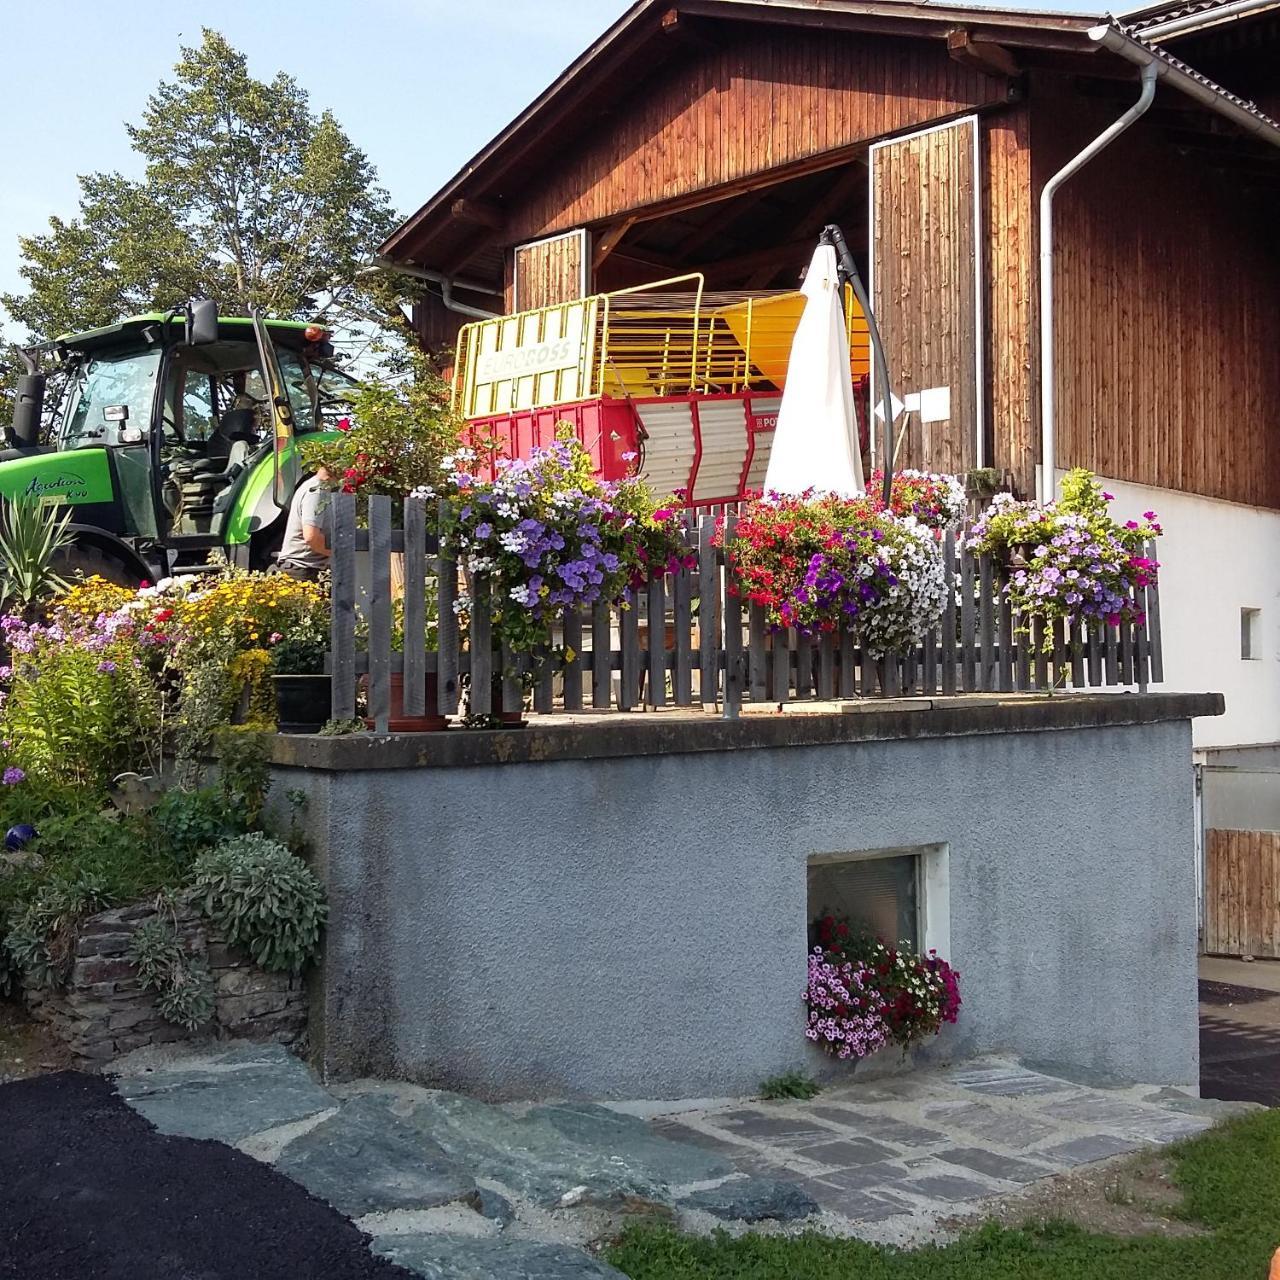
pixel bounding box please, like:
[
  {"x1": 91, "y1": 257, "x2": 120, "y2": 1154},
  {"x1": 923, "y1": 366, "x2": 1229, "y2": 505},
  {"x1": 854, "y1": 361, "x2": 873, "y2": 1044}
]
[{"x1": 0, "y1": 449, "x2": 113, "y2": 506}]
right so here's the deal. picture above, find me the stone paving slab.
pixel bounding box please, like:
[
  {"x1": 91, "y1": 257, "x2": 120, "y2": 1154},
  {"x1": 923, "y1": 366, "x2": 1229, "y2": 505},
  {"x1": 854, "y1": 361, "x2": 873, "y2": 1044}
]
[
  {"x1": 936, "y1": 1147, "x2": 1055, "y2": 1184},
  {"x1": 792, "y1": 1137, "x2": 900, "y2": 1168},
  {"x1": 678, "y1": 1177, "x2": 819, "y2": 1222},
  {"x1": 371, "y1": 1234, "x2": 628, "y2": 1280},
  {"x1": 113, "y1": 1044, "x2": 336, "y2": 1144},
  {"x1": 667, "y1": 1055, "x2": 1226, "y2": 1230},
  {"x1": 274, "y1": 1093, "x2": 477, "y2": 1217}
]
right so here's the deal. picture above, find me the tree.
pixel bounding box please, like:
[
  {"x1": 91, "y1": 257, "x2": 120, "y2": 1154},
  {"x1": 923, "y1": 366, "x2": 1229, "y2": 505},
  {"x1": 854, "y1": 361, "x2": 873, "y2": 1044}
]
[{"x1": 2, "y1": 30, "x2": 404, "y2": 343}]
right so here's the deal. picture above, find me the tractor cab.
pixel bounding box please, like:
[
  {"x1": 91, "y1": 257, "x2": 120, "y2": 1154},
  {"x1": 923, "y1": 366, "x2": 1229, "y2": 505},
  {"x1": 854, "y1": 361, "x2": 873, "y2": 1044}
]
[{"x1": 1, "y1": 305, "x2": 356, "y2": 582}]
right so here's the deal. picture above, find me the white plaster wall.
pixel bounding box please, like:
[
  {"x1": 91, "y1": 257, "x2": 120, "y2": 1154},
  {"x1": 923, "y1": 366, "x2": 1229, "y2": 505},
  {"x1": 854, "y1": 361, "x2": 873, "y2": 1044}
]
[{"x1": 1067, "y1": 473, "x2": 1280, "y2": 749}]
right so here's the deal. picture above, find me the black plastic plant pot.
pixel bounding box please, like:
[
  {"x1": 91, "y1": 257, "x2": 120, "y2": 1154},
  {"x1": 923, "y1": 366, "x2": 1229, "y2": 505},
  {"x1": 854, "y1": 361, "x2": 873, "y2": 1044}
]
[{"x1": 273, "y1": 674, "x2": 332, "y2": 734}]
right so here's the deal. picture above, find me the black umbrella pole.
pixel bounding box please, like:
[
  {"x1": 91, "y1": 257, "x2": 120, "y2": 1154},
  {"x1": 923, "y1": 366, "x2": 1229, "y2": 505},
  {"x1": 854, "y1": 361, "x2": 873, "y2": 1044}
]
[{"x1": 820, "y1": 224, "x2": 895, "y2": 509}]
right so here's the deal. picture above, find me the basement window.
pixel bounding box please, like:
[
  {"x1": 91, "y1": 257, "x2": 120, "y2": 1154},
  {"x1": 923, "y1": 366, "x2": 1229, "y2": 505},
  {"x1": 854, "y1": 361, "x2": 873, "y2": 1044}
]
[
  {"x1": 1242, "y1": 608, "x2": 1261, "y2": 661},
  {"x1": 808, "y1": 846, "x2": 950, "y2": 955}
]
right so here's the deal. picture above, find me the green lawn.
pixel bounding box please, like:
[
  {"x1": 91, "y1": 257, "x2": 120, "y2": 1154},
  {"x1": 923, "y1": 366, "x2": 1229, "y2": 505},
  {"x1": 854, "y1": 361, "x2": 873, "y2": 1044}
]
[{"x1": 607, "y1": 1109, "x2": 1280, "y2": 1280}]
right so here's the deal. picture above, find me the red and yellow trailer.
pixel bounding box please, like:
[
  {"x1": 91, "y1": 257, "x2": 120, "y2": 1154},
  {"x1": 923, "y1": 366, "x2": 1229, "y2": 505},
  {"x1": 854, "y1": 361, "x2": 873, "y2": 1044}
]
[{"x1": 452, "y1": 273, "x2": 870, "y2": 506}]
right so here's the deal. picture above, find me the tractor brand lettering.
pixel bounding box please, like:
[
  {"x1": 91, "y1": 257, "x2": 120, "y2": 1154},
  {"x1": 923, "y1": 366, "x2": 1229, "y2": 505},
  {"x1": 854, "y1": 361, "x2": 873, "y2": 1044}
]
[
  {"x1": 475, "y1": 338, "x2": 579, "y2": 383},
  {"x1": 24, "y1": 472, "x2": 90, "y2": 501},
  {"x1": 753, "y1": 414, "x2": 778, "y2": 431}
]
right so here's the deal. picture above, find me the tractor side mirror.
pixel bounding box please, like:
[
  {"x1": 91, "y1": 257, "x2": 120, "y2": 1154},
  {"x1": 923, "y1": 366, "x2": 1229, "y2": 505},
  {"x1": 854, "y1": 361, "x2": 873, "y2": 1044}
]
[{"x1": 187, "y1": 299, "x2": 219, "y2": 345}]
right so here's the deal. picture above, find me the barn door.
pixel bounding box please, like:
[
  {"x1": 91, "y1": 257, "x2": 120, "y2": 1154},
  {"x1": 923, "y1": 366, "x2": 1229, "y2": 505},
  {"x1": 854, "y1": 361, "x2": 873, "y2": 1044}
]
[
  {"x1": 510, "y1": 229, "x2": 590, "y2": 312},
  {"x1": 869, "y1": 117, "x2": 983, "y2": 476}
]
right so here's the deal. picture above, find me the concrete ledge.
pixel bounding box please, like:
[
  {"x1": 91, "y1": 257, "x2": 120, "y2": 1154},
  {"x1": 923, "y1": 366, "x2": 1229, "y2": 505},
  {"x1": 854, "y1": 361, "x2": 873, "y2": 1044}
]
[{"x1": 270, "y1": 691, "x2": 1222, "y2": 772}]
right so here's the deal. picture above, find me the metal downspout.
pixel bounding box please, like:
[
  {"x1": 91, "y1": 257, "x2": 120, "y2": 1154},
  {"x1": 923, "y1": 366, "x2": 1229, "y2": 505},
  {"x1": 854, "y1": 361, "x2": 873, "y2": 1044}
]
[
  {"x1": 368, "y1": 257, "x2": 500, "y2": 320},
  {"x1": 1039, "y1": 62, "x2": 1158, "y2": 503}
]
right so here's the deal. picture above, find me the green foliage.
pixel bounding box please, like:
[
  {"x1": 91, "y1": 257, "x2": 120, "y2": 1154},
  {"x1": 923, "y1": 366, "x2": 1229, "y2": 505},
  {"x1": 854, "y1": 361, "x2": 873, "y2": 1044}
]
[
  {"x1": 3, "y1": 30, "x2": 401, "y2": 340},
  {"x1": 4, "y1": 873, "x2": 112, "y2": 988},
  {"x1": 317, "y1": 716, "x2": 366, "y2": 736},
  {"x1": 300, "y1": 349, "x2": 460, "y2": 504},
  {"x1": 212, "y1": 728, "x2": 271, "y2": 830},
  {"x1": 757, "y1": 1071, "x2": 822, "y2": 1101},
  {"x1": 609, "y1": 1110, "x2": 1280, "y2": 1280},
  {"x1": 127, "y1": 915, "x2": 215, "y2": 1031},
  {"x1": 150, "y1": 787, "x2": 241, "y2": 864},
  {"x1": 190, "y1": 833, "x2": 326, "y2": 973},
  {"x1": 0, "y1": 499, "x2": 72, "y2": 619},
  {"x1": 269, "y1": 636, "x2": 326, "y2": 676},
  {"x1": 2, "y1": 637, "x2": 162, "y2": 789}
]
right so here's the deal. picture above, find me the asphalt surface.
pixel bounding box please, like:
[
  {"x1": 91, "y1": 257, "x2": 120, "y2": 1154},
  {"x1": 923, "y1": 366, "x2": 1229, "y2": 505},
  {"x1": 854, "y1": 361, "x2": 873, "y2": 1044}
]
[
  {"x1": 0, "y1": 1071, "x2": 413, "y2": 1280},
  {"x1": 1199, "y1": 978, "x2": 1280, "y2": 1107}
]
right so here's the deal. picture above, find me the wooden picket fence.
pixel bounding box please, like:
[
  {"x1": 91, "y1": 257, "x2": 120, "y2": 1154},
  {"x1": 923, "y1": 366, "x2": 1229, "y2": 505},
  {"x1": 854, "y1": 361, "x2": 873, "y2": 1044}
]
[{"x1": 327, "y1": 493, "x2": 1164, "y2": 731}]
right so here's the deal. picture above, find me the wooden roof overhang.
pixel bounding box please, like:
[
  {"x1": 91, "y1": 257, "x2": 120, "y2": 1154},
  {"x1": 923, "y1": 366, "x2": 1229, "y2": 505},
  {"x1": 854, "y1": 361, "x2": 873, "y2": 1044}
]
[{"x1": 381, "y1": 0, "x2": 1280, "y2": 287}]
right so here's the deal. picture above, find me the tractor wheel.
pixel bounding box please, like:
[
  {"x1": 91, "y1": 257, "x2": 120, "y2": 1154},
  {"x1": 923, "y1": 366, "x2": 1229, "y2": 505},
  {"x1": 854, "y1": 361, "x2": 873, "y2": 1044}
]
[{"x1": 54, "y1": 542, "x2": 147, "y2": 589}]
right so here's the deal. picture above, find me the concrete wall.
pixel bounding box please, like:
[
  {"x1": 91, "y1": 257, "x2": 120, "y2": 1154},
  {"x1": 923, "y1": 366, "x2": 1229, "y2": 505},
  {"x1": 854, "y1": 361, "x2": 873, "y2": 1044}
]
[{"x1": 276, "y1": 698, "x2": 1209, "y2": 1100}]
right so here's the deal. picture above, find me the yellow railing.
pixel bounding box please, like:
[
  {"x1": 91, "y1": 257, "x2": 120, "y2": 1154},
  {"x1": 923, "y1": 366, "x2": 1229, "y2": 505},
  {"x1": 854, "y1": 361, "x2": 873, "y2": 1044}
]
[{"x1": 453, "y1": 274, "x2": 870, "y2": 420}]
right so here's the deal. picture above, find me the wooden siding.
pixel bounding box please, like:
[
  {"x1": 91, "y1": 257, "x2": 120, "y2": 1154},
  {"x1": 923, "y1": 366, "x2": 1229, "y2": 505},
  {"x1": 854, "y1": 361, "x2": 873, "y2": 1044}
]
[
  {"x1": 983, "y1": 105, "x2": 1037, "y2": 497},
  {"x1": 1204, "y1": 828, "x2": 1280, "y2": 959},
  {"x1": 870, "y1": 118, "x2": 981, "y2": 477},
  {"x1": 505, "y1": 30, "x2": 1007, "y2": 244},
  {"x1": 512, "y1": 231, "x2": 588, "y2": 312},
  {"x1": 1033, "y1": 91, "x2": 1280, "y2": 511}
]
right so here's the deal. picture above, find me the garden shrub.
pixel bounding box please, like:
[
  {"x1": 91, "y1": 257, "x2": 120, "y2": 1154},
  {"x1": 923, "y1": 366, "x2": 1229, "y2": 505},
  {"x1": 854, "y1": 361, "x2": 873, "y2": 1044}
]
[
  {"x1": 0, "y1": 615, "x2": 163, "y2": 789},
  {"x1": 127, "y1": 915, "x2": 215, "y2": 1031},
  {"x1": 4, "y1": 873, "x2": 112, "y2": 988},
  {"x1": 191, "y1": 834, "x2": 326, "y2": 973},
  {"x1": 149, "y1": 787, "x2": 242, "y2": 865}
]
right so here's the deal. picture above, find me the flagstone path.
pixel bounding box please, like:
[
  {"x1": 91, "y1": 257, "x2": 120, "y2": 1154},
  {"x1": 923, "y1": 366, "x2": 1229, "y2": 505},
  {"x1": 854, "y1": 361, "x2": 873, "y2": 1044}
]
[{"x1": 100, "y1": 1044, "x2": 1250, "y2": 1277}]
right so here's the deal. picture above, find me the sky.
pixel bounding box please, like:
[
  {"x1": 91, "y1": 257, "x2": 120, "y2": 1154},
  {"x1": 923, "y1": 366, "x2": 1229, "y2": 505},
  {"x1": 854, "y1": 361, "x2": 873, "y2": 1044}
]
[{"x1": 0, "y1": 0, "x2": 1110, "y2": 337}]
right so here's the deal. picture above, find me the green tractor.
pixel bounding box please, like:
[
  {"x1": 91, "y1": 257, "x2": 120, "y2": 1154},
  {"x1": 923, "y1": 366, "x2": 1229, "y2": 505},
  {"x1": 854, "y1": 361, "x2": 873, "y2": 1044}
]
[{"x1": 1, "y1": 301, "x2": 354, "y2": 584}]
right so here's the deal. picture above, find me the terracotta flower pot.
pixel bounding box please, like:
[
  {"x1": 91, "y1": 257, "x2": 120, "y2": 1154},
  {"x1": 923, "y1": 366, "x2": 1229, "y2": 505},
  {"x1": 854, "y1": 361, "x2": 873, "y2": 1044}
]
[{"x1": 363, "y1": 671, "x2": 449, "y2": 732}]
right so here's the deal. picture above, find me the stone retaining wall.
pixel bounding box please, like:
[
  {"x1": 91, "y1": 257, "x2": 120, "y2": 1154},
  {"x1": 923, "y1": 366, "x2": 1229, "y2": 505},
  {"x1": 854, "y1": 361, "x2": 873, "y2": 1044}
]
[{"x1": 23, "y1": 902, "x2": 306, "y2": 1065}]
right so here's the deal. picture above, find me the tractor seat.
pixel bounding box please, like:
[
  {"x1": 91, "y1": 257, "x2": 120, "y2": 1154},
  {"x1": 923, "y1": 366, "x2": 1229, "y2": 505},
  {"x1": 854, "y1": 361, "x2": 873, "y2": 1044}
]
[{"x1": 174, "y1": 410, "x2": 259, "y2": 480}]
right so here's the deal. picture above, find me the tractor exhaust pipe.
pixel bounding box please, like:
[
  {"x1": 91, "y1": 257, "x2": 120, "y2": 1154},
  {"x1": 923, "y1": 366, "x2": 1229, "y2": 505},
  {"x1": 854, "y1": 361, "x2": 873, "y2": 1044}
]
[{"x1": 9, "y1": 350, "x2": 44, "y2": 448}]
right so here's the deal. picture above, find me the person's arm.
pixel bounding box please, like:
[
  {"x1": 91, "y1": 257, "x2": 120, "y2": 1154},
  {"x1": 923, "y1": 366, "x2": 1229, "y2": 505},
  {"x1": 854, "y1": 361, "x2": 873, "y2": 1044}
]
[
  {"x1": 300, "y1": 486, "x2": 331, "y2": 559},
  {"x1": 303, "y1": 522, "x2": 329, "y2": 558}
]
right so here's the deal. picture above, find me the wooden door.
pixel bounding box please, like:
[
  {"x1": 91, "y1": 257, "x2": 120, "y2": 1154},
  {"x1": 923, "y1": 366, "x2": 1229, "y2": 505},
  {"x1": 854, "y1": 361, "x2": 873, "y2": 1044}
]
[
  {"x1": 1204, "y1": 829, "x2": 1280, "y2": 958},
  {"x1": 510, "y1": 229, "x2": 589, "y2": 312},
  {"x1": 869, "y1": 116, "x2": 983, "y2": 476}
]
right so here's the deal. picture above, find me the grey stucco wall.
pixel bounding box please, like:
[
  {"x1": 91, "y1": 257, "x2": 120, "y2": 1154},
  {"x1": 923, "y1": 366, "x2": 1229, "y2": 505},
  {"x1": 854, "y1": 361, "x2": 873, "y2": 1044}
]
[{"x1": 278, "y1": 715, "x2": 1199, "y2": 1100}]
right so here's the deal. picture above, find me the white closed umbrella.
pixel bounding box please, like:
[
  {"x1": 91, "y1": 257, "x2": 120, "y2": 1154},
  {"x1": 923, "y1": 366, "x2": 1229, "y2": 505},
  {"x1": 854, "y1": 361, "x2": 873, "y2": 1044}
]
[{"x1": 763, "y1": 243, "x2": 865, "y2": 499}]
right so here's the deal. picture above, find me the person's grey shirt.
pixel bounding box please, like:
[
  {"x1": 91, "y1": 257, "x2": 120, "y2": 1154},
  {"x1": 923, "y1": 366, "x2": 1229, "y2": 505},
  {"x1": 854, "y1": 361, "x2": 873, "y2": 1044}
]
[{"x1": 279, "y1": 475, "x2": 332, "y2": 570}]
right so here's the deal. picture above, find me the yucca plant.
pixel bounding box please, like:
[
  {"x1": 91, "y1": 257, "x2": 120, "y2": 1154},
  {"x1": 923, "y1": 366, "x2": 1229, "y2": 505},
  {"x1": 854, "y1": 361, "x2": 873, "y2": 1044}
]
[{"x1": 0, "y1": 497, "x2": 73, "y2": 621}]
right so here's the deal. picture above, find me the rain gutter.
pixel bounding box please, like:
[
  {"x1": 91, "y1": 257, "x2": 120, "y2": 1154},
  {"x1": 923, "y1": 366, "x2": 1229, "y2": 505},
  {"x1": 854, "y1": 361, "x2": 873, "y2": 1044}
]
[
  {"x1": 1136, "y1": 0, "x2": 1280, "y2": 41},
  {"x1": 1088, "y1": 22, "x2": 1280, "y2": 146},
  {"x1": 371, "y1": 258, "x2": 500, "y2": 320},
  {"x1": 1039, "y1": 60, "x2": 1157, "y2": 503}
]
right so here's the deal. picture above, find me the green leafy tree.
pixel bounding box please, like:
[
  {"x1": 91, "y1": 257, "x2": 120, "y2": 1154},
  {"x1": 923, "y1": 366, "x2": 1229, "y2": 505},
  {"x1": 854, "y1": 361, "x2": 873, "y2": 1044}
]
[{"x1": 3, "y1": 29, "x2": 404, "y2": 343}]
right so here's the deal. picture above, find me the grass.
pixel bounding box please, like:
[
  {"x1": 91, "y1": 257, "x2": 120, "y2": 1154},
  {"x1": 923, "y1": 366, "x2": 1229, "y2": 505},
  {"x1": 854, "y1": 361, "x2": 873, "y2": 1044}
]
[
  {"x1": 757, "y1": 1072, "x2": 822, "y2": 1101},
  {"x1": 607, "y1": 1109, "x2": 1280, "y2": 1280}
]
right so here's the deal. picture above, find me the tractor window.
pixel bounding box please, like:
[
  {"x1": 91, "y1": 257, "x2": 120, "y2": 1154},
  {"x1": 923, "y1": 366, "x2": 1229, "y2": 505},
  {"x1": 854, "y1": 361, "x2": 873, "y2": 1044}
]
[
  {"x1": 181, "y1": 371, "x2": 217, "y2": 443},
  {"x1": 311, "y1": 363, "x2": 358, "y2": 433},
  {"x1": 278, "y1": 350, "x2": 316, "y2": 431},
  {"x1": 61, "y1": 349, "x2": 162, "y2": 448}
]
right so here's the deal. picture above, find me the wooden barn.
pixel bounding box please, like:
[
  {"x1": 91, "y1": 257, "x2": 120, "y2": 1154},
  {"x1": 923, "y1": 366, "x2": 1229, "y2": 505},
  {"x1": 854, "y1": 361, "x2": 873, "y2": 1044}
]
[{"x1": 382, "y1": 0, "x2": 1280, "y2": 751}]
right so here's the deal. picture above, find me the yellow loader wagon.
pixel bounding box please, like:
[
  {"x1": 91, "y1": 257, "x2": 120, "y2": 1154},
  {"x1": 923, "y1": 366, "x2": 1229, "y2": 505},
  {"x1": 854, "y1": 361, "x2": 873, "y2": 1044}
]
[{"x1": 452, "y1": 272, "x2": 871, "y2": 506}]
